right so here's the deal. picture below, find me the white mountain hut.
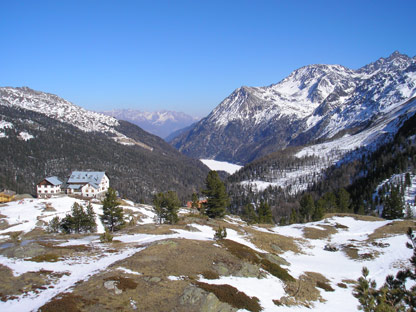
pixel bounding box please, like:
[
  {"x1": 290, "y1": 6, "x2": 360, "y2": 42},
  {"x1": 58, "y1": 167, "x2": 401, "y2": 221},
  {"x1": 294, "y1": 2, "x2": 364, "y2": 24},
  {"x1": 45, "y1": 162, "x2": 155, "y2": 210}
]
[
  {"x1": 66, "y1": 171, "x2": 109, "y2": 199},
  {"x1": 37, "y1": 176, "x2": 63, "y2": 198}
]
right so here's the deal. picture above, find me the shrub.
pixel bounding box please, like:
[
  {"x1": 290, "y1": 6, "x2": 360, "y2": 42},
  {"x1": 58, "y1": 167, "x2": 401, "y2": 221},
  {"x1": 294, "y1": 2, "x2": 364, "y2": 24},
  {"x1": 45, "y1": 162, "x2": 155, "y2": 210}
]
[
  {"x1": 221, "y1": 239, "x2": 294, "y2": 282},
  {"x1": 260, "y1": 258, "x2": 295, "y2": 282},
  {"x1": 353, "y1": 227, "x2": 416, "y2": 311},
  {"x1": 195, "y1": 281, "x2": 261, "y2": 312},
  {"x1": 316, "y1": 280, "x2": 335, "y2": 292},
  {"x1": 220, "y1": 239, "x2": 261, "y2": 264},
  {"x1": 202, "y1": 270, "x2": 220, "y2": 280},
  {"x1": 47, "y1": 216, "x2": 61, "y2": 233},
  {"x1": 100, "y1": 229, "x2": 113, "y2": 243},
  {"x1": 214, "y1": 227, "x2": 227, "y2": 240},
  {"x1": 26, "y1": 253, "x2": 60, "y2": 262}
]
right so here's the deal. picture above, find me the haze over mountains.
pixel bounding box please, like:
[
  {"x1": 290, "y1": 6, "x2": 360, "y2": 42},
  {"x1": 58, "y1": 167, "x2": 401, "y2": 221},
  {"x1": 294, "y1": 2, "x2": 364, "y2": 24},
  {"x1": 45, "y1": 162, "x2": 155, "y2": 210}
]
[
  {"x1": 172, "y1": 51, "x2": 416, "y2": 164},
  {"x1": 101, "y1": 109, "x2": 199, "y2": 139}
]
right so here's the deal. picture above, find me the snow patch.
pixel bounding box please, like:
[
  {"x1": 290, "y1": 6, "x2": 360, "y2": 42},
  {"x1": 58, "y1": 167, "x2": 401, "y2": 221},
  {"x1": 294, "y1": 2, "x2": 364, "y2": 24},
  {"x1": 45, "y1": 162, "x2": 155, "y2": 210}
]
[{"x1": 200, "y1": 159, "x2": 242, "y2": 174}]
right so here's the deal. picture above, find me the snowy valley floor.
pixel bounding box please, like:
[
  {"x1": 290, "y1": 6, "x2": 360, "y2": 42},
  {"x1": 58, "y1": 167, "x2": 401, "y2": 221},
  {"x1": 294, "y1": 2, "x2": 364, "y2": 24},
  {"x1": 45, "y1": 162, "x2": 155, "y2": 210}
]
[{"x1": 0, "y1": 196, "x2": 415, "y2": 311}]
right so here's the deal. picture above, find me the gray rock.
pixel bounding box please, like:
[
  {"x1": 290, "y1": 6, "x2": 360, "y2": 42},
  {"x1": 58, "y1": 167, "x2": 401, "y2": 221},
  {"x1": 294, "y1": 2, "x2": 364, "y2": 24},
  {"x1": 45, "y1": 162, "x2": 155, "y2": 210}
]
[
  {"x1": 213, "y1": 262, "x2": 229, "y2": 276},
  {"x1": 179, "y1": 285, "x2": 236, "y2": 312},
  {"x1": 0, "y1": 242, "x2": 46, "y2": 258},
  {"x1": 184, "y1": 225, "x2": 201, "y2": 232},
  {"x1": 235, "y1": 262, "x2": 261, "y2": 278},
  {"x1": 264, "y1": 253, "x2": 290, "y2": 267},
  {"x1": 103, "y1": 280, "x2": 122, "y2": 295}
]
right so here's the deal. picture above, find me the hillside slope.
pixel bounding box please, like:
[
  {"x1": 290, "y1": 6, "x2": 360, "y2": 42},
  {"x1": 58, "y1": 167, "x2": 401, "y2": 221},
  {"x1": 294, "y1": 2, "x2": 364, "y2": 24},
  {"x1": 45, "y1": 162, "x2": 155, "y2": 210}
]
[
  {"x1": 0, "y1": 87, "x2": 209, "y2": 202},
  {"x1": 0, "y1": 196, "x2": 414, "y2": 311}
]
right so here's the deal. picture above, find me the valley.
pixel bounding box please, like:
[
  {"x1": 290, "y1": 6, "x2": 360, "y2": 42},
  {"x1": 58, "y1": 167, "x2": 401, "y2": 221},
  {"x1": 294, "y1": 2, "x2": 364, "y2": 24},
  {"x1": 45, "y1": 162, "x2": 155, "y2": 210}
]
[{"x1": 1, "y1": 52, "x2": 416, "y2": 311}]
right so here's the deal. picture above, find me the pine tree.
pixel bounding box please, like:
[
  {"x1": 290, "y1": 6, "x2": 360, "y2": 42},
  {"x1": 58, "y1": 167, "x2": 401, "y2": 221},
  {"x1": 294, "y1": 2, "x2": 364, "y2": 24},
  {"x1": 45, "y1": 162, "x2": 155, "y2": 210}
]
[
  {"x1": 322, "y1": 192, "x2": 338, "y2": 213},
  {"x1": 153, "y1": 192, "x2": 165, "y2": 224},
  {"x1": 191, "y1": 192, "x2": 199, "y2": 209},
  {"x1": 202, "y1": 171, "x2": 230, "y2": 218},
  {"x1": 337, "y1": 188, "x2": 351, "y2": 213},
  {"x1": 101, "y1": 188, "x2": 125, "y2": 232},
  {"x1": 353, "y1": 228, "x2": 416, "y2": 311},
  {"x1": 405, "y1": 173, "x2": 411, "y2": 187},
  {"x1": 84, "y1": 203, "x2": 97, "y2": 232},
  {"x1": 162, "y1": 191, "x2": 180, "y2": 224},
  {"x1": 214, "y1": 226, "x2": 227, "y2": 240},
  {"x1": 405, "y1": 204, "x2": 414, "y2": 219},
  {"x1": 60, "y1": 215, "x2": 72, "y2": 234},
  {"x1": 47, "y1": 216, "x2": 61, "y2": 233},
  {"x1": 242, "y1": 203, "x2": 258, "y2": 224},
  {"x1": 257, "y1": 200, "x2": 273, "y2": 224},
  {"x1": 313, "y1": 198, "x2": 325, "y2": 221},
  {"x1": 289, "y1": 208, "x2": 298, "y2": 224},
  {"x1": 152, "y1": 191, "x2": 180, "y2": 224},
  {"x1": 71, "y1": 202, "x2": 87, "y2": 233},
  {"x1": 300, "y1": 194, "x2": 315, "y2": 222},
  {"x1": 382, "y1": 186, "x2": 404, "y2": 220}
]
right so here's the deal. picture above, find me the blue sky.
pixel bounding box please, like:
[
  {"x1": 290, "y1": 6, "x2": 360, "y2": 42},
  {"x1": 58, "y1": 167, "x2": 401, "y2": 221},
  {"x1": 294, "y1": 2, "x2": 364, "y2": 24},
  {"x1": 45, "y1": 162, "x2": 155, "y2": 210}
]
[{"x1": 1, "y1": 0, "x2": 415, "y2": 117}]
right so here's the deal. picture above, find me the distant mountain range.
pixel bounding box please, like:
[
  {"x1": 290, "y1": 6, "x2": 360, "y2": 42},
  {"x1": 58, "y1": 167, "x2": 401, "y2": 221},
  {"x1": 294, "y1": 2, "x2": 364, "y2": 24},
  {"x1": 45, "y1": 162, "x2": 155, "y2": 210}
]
[
  {"x1": 100, "y1": 109, "x2": 199, "y2": 139},
  {"x1": 0, "y1": 87, "x2": 209, "y2": 202},
  {"x1": 172, "y1": 51, "x2": 416, "y2": 164}
]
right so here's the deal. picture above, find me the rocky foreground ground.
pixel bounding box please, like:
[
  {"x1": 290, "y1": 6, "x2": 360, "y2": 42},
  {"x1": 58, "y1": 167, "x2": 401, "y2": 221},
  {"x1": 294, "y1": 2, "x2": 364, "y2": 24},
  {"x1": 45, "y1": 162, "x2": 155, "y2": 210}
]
[{"x1": 0, "y1": 196, "x2": 415, "y2": 311}]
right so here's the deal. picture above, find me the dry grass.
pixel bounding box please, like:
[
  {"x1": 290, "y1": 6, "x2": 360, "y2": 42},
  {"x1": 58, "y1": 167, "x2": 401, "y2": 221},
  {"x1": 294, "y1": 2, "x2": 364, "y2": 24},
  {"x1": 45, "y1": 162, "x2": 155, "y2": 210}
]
[
  {"x1": 42, "y1": 204, "x2": 56, "y2": 212},
  {"x1": 280, "y1": 271, "x2": 330, "y2": 307},
  {"x1": 26, "y1": 253, "x2": 61, "y2": 262},
  {"x1": 368, "y1": 220, "x2": 416, "y2": 240},
  {"x1": 245, "y1": 228, "x2": 303, "y2": 255},
  {"x1": 0, "y1": 264, "x2": 70, "y2": 300},
  {"x1": 117, "y1": 199, "x2": 132, "y2": 206},
  {"x1": 125, "y1": 224, "x2": 177, "y2": 235},
  {"x1": 316, "y1": 280, "x2": 335, "y2": 292},
  {"x1": 220, "y1": 239, "x2": 294, "y2": 282},
  {"x1": 39, "y1": 293, "x2": 97, "y2": 312},
  {"x1": 39, "y1": 293, "x2": 83, "y2": 312},
  {"x1": 303, "y1": 225, "x2": 338, "y2": 240},
  {"x1": 23, "y1": 227, "x2": 46, "y2": 238},
  {"x1": 69, "y1": 269, "x2": 190, "y2": 312},
  {"x1": 323, "y1": 213, "x2": 384, "y2": 221},
  {"x1": 201, "y1": 270, "x2": 220, "y2": 280},
  {"x1": 119, "y1": 238, "x2": 243, "y2": 278},
  {"x1": 342, "y1": 244, "x2": 378, "y2": 261},
  {"x1": 103, "y1": 276, "x2": 138, "y2": 290}
]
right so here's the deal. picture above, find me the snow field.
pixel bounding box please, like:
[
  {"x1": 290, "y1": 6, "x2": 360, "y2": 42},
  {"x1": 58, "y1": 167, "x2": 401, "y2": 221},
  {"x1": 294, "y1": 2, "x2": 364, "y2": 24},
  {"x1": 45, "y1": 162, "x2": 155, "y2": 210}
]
[{"x1": 200, "y1": 159, "x2": 243, "y2": 175}]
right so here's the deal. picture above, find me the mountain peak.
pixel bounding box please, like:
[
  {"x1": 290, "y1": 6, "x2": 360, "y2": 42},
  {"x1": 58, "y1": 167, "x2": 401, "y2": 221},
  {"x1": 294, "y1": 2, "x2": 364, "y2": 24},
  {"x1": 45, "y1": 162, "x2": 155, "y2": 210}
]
[
  {"x1": 172, "y1": 52, "x2": 416, "y2": 164},
  {"x1": 389, "y1": 50, "x2": 405, "y2": 59},
  {"x1": 358, "y1": 51, "x2": 414, "y2": 74},
  {"x1": 100, "y1": 109, "x2": 199, "y2": 139}
]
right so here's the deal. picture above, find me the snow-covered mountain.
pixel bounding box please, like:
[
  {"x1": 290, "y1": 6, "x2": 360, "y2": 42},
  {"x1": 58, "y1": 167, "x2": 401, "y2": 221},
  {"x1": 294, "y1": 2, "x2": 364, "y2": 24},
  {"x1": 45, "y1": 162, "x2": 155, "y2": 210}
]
[
  {"x1": 172, "y1": 51, "x2": 416, "y2": 164},
  {"x1": 0, "y1": 87, "x2": 119, "y2": 132},
  {"x1": 101, "y1": 109, "x2": 199, "y2": 139},
  {"x1": 0, "y1": 87, "x2": 149, "y2": 147}
]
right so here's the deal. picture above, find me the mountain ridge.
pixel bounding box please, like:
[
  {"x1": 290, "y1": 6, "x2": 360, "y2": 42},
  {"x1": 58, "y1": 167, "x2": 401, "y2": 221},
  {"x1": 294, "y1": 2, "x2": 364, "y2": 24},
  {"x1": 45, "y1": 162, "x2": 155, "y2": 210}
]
[
  {"x1": 172, "y1": 52, "x2": 416, "y2": 164},
  {"x1": 101, "y1": 108, "x2": 199, "y2": 139}
]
